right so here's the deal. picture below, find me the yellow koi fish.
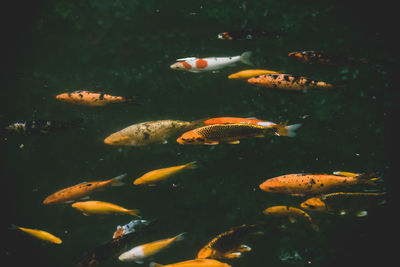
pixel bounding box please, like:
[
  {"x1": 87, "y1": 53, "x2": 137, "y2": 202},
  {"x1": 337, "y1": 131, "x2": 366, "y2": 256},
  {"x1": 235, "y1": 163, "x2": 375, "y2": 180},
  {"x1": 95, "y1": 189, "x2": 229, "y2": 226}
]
[
  {"x1": 150, "y1": 259, "x2": 231, "y2": 267},
  {"x1": 119, "y1": 233, "x2": 185, "y2": 263},
  {"x1": 11, "y1": 225, "x2": 62, "y2": 244},
  {"x1": 71, "y1": 201, "x2": 140, "y2": 216},
  {"x1": 133, "y1": 162, "x2": 197, "y2": 186},
  {"x1": 228, "y1": 69, "x2": 280, "y2": 79}
]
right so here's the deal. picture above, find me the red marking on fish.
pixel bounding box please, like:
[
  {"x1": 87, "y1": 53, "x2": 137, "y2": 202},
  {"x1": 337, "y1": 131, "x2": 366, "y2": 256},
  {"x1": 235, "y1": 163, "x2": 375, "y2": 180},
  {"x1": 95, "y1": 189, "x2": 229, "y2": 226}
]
[
  {"x1": 182, "y1": 61, "x2": 192, "y2": 69},
  {"x1": 196, "y1": 59, "x2": 208, "y2": 69}
]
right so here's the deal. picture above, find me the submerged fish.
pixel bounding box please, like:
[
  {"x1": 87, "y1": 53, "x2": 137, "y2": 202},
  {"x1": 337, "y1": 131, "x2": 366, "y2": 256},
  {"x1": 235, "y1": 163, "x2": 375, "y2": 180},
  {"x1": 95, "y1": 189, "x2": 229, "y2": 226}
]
[
  {"x1": 119, "y1": 233, "x2": 185, "y2": 263},
  {"x1": 74, "y1": 219, "x2": 155, "y2": 267},
  {"x1": 133, "y1": 162, "x2": 197, "y2": 186},
  {"x1": 170, "y1": 52, "x2": 252, "y2": 73},
  {"x1": 197, "y1": 224, "x2": 259, "y2": 259},
  {"x1": 5, "y1": 119, "x2": 83, "y2": 135},
  {"x1": 228, "y1": 69, "x2": 280, "y2": 79},
  {"x1": 56, "y1": 90, "x2": 139, "y2": 106},
  {"x1": 11, "y1": 225, "x2": 62, "y2": 244},
  {"x1": 104, "y1": 120, "x2": 204, "y2": 146},
  {"x1": 247, "y1": 74, "x2": 334, "y2": 90},
  {"x1": 113, "y1": 219, "x2": 154, "y2": 239},
  {"x1": 72, "y1": 201, "x2": 140, "y2": 216},
  {"x1": 259, "y1": 172, "x2": 378, "y2": 196},
  {"x1": 177, "y1": 123, "x2": 277, "y2": 145},
  {"x1": 217, "y1": 30, "x2": 285, "y2": 40},
  {"x1": 43, "y1": 174, "x2": 126, "y2": 205},
  {"x1": 150, "y1": 259, "x2": 231, "y2": 267},
  {"x1": 204, "y1": 117, "x2": 302, "y2": 137},
  {"x1": 263, "y1": 206, "x2": 319, "y2": 231},
  {"x1": 300, "y1": 192, "x2": 386, "y2": 216},
  {"x1": 288, "y1": 50, "x2": 370, "y2": 65}
]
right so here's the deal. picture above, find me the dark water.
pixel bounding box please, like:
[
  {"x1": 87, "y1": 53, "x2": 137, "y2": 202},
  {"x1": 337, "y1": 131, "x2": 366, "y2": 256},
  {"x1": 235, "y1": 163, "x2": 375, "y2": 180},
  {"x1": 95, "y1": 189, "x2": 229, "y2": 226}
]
[{"x1": 1, "y1": 1, "x2": 397, "y2": 267}]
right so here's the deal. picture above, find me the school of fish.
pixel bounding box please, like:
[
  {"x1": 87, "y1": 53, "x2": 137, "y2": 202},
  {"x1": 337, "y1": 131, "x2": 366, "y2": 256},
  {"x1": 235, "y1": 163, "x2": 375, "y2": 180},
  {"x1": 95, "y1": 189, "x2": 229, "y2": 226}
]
[{"x1": 6, "y1": 14, "x2": 387, "y2": 267}]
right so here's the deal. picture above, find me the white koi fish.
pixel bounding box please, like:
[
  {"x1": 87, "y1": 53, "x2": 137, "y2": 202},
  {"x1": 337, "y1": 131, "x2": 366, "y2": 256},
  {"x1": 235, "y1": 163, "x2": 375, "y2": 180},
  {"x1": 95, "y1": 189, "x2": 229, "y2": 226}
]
[
  {"x1": 170, "y1": 51, "x2": 252, "y2": 73},
  {"x1": 118, "y1": 233, "x2": 185, "y2": 263}
]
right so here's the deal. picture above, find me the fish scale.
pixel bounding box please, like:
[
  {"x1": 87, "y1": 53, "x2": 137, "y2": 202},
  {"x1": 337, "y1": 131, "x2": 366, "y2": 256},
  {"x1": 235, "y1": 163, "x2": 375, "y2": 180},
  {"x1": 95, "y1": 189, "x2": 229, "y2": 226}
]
[{"x1": 196, "y1": 124, "x2": 275, "y2": 140}]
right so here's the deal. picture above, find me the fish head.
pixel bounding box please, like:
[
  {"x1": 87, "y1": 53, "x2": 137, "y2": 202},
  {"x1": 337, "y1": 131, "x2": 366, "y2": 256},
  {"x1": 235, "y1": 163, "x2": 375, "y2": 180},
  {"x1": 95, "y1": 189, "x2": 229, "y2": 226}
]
[
  {"x1": 170, "y1": 61, "x2": 192, "y2": 71},
  {"x1": 43, "y1": 195, "x2": 58, "y2": 205},
  {"x1": 217, "y1": 32, "x2": 232, "y2": 40},
  {"x1": 71, "y1": 202, "x2": 84, "y2": 211},
  {"x1": 55, "y1": 93, "x2": 69, "y2": 101},
  {"x1": 259, "y1": 179, "x2": 288, "y2": 193},
  {"x1": 113, "y1": 226, "x2": 125, "y2": 239},
  {"x1": 228, "y1": 73, "x2": 240, "y2": 79},
  {"x1": 104, "y1": 133, "x2": 135, "y2": 146},
  {"x1": 176, "y1": 131, "x2": 205, "y2": 144},
  {"x1": 300, "y1": 197, "x2": 326, "y2": 212}
]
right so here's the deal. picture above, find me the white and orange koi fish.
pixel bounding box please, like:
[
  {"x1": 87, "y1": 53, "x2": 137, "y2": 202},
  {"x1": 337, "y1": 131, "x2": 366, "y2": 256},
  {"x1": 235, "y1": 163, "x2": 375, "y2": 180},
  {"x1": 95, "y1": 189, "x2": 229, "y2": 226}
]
[{"x1": 170, "y1": 52, "x2": 252, "y2": 73}]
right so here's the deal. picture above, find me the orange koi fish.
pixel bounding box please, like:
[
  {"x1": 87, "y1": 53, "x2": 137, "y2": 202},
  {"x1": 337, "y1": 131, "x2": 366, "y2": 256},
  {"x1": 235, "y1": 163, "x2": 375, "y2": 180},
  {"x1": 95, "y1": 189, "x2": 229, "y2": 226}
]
[
  {"x1": 259, "y1": 172, "x2": 378, "y2": 196},
  {"x1": 247, "y1": 74, "x2": 334, "y2": 90},
  {"x1": 56, "y1": 90, "x2": 139, "y2": 106},
  {"x1": 72, "y1": 201, "x2": 140, "y2": 216},
  {"x1": 228, "y1": 69, "x2": 280, "y2": 79},
  {"x1": 43, "y1": 173, "x2": 126, "y2": 205},
  {"x1": 300, "y1": 192, "x2": 386, "y2": 216},
  {"x1": 288, "y1": 50, "x2": 370, "y2": 65},
  {"x1": 170, "y1": 52, "x2": 252, "y2": 73},
  {"x1": 197, "y1": 224, "x2": 259, "y2": 259},
  {"x1": 133, "y1": 162, "x2": 197, "y2": 186},
  {"x1": 11, "y1": 225, "x2": 62, "y2": 244},
  {"x1": 119, "y1": 233, "x2": 185, "y2": 263},
  {"x1": 204, "y1": 117, "x2": 301, "y2": 137},
  {"x1": 177, "y1": 124, "x2": 277, "y2": 145},
  {"x1": 263, "y1": 206, "x2": 319, "y2": 231},
  {"x1": 150, "y1": 259, "x2": 231, "y2": 267}
]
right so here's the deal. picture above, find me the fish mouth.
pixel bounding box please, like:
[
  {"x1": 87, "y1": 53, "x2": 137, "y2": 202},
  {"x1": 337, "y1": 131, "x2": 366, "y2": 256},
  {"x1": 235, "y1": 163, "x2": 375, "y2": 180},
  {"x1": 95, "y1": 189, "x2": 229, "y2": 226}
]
[{"x1": 176, "y1": 137, "x2": 185, "y2": 144}]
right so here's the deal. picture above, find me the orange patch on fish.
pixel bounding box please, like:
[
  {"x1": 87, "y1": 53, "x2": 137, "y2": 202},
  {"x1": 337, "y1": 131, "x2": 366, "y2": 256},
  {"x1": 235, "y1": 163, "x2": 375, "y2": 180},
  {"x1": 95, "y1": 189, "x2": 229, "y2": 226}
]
[
  {"x1": 196, "y1": 59, "x2": 208, "y2": 69},
  {"x1": 182, "y1": 61, "x2": 192, "y2": 69}
]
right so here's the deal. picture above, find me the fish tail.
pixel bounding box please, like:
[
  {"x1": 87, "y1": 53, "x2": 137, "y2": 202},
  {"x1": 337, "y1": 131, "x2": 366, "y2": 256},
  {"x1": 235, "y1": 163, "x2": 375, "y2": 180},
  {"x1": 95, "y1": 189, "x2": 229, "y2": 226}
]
[
  {"x1": 185, "y1": 161, "x2": 198, "y2": 169},
  {"x1": 124, "y1": 96, "x2": 141, "y2": 105},
  {"x1": 149, "y1": 263, "x2": 164, "y2": 267},
  {"x1": 9, "y1": 224, "x2": 19, "y2": 230},
  {"x1": 127, "y1": 209, "x2": 141, "y2": 217},
  {"x1": 240, "y1": 51, "x2": 253, "y2": 65},
  {"x1": 355, "y1": 172, "x2": 380, "y2": 186},
  {"x1": 110, "y1": 173, "x2": 127, "y2": 186},
  {"x1": 272, "y1": 123, "x2": 302, "y2": 137},
  {"x1": 173, "y1": 232, "x2": 186, "y2": 242}
]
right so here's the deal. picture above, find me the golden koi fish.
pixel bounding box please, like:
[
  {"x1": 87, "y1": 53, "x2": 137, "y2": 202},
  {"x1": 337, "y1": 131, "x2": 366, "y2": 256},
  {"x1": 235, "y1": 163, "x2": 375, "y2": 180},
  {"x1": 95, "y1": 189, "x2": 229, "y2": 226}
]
[
  {"x1": 11, "y1": 225, "x2": 62, "y2": 244},
  {"x1": 228, "y1": 69, "x2": 280, "y2": 79},
  {"x1": 263, "y1": 206, "x2": 319, "y2": 231},
  {"x1": 72, "y1": 201, "x2": 140, "y2": 216},
  {"x1": 150, "y1": 259, "x2": 231, "y2": 267}
]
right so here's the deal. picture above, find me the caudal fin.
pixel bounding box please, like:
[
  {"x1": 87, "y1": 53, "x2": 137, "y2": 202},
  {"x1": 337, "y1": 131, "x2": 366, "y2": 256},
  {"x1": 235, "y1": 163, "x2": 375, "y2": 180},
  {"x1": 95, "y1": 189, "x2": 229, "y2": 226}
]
[
  {"x1": 173, "y1": 232, "x2": 186, "y2": 242},
  {"x1": 124, "y1": 96, "x2": 141, "y2": 105},
  {"x1": 149, "y1": 262, "x2": 164, "y2": 267},
  {"x1": 240, "y1": 51, "x2": 253, "y2": 65},
  {"x1": 355, "y1": 173, "x2": 381, "y2": 186},
  {"x1": 272, "y1": 123, "x2": 302, "y2": 137},
  {"x1": 110, "y1": 173, "x2": 127, "y2": 186},
  {"x1": 127, "y1": 209, "x2": 141, "y2": 217},
  {"x1": 185, "y1": 161, "x2": 198, "y2": 169}
]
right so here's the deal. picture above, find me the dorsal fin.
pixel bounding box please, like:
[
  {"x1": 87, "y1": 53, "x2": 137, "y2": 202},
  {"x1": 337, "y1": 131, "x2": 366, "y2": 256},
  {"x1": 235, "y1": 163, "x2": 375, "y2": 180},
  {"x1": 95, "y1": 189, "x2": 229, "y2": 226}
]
[{"x1": 176, "y1": 57, "x2": 197, "y2": 61}]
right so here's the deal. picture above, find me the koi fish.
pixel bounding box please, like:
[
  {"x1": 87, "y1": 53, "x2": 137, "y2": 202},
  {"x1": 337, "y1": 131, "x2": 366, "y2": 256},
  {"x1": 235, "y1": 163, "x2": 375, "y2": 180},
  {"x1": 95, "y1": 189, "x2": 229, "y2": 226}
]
[
  {"x1": 11, "y1": 225, "x2": 62, "y2": 244},
  {"x1": 72, "y1": 201, "x2": 140, "y2": 216},
  {"x1": 217, "y1": 30, "x2": 285, "y2": 40},
  {"x1": 113, "y1": 219, "x2": 152, "y2": 239},
  {"x1": 134, "y1": 162, "x2": 197, "y2": 186},
  {"x1": 197, "y1": 224, "x2": 259, "y2": 259},
  {"x1": 203, "y1": 117, "x2": 302, "y2": 137},
  {"x1": 228, "y1": 69, "x2": 280, "y2": 79},
  {"x1": 247, "y1": 74, "x2": 334, "y2": 90},
  {"x1": 56, "y1": 90, "x2": 139, "y2": 106},
  {"x1": 150, "y1": 259, "x2": 231, "y2": 267},
  {"x1": 119, "y1": 233, "x2": 185, "y2": 263},
  {"x1": 263, "y1": 206, "x2": 319, "y2": 232},
  {"x1": 288, "y1": 50, "x2": 370, "y2": 65},
  {"x1": 170, "y1": 52, "x2": 252, "y2": 73},
  {"x1": 104, "y1": 120, "x2": 204, "y2": 146},
  {"x1": 259, "y1": 172, "x2": 378, "y2": 196},
  {"x1": 74, "y1": 219, "x2": 156, "y2": 267},
  {"x1": 177, "y1": 123, "x2": 277, "y2": 145},
  {"x1": 300, "y1": 192, "x2": 387, "y2": 216},
  {"x1": 5, "y1": 118, "x2": 83, "y2": 135},
  {"x1": 43, "y1": 173, "x2": 126, "y2": 205}
]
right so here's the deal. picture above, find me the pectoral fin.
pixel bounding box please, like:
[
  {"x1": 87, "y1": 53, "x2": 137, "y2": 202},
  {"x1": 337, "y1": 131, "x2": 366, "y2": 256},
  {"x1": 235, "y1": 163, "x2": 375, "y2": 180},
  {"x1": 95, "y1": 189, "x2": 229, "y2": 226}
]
[
  {"x1": 204, "y1": 142, "x2": 219, "y2": 145},
  {"x1": 227, "y1": 140, "x2": 240, "y2": 144}
]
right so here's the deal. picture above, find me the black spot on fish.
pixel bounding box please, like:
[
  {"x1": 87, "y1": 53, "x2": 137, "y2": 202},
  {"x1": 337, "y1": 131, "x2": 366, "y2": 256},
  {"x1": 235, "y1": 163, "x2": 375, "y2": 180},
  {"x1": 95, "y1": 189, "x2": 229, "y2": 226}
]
[
  {"x1": 79, "y1": 93, "x2": 83, "y2": 98},
  {"x1": 196, "y1": 137, "x2": 205, "y2": 142},
  {"x1": 283, "y1": 75, "x2": 290, "y2": 82},
  {"x1": 320, "y1": 183, "x2": 324, "y2": 187},
  {"x1": 86, "y1": 184, "x2": 92, "y2": 187},
  {"x1": 310, "y1": 179, "x2": 316, "y2": 184},
  {"x1": 99, "y1": 93, "x2": 104, "y2": 100},
  {"x1": 269, "y1": 187, "x2": 277, "y2": 191},
  {"x1": 143, "y1": 132, "x2": 150, "y2": 140}
]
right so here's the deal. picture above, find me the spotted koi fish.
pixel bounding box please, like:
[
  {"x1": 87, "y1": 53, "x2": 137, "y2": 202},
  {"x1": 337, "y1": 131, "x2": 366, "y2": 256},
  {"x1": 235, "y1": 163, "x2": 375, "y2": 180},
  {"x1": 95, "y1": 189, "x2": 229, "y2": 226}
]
[
  {"x1": 170, "y1": 52, "x2": 252, "y2": 73},
  {"x1": 5, "y1": 118, "x2": 83, "y2": 135},
  {"x1": 300, "y1": 192, "x2": 386, "y2": 216},
  {"x1": 177, "y1": 123, "x2": 278, "y2": 145},
  {"x1": 204, "y1": 117, "x2": 302, "y2": 137},
  {"x1": 263, "y1": 206, "x2": 319, "y2": 232},
  {"x1": 259, "y1": 172, "x2": 379, "y2": 196},
  {"x1": 112, "y1": 219, "x2": 152, "y2": 239},
  {"x1": 217, "y1": 30, "x2": 285, "y2": 40},
  {"x1": 56, "y1": 90, "x2": 139, "y2": 106},
  {"x1": 197, "y1": 224, "x2": 259, "y2": 259},
  {"x1": 247, "y1": 74, "x2": 334, "y2": 90},
  {"x1": 288, "y1": 50, "x2": 370, "y2": 65}
]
